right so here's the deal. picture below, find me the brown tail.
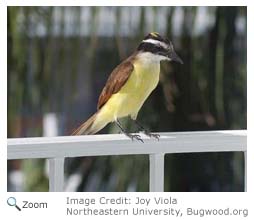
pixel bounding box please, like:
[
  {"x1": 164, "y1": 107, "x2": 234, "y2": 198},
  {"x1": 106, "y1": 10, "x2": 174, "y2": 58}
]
[{"x1": 72, "y1": 112, "x2": 98, "y2": 135}]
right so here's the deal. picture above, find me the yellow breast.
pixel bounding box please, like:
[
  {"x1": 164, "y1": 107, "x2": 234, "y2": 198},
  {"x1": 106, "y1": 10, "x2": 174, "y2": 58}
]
[{"x1": 98, "y1": 55, "x2": 161, "y2": 122}]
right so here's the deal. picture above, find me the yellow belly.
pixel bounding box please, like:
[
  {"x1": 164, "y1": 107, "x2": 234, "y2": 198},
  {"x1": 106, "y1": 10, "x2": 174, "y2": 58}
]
[{"x1": 97, "y1": 61, "x2": 160, "y2": 123}]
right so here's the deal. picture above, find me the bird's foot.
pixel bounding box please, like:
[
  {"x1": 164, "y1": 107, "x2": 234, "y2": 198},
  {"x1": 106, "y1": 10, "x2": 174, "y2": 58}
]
[
  {"x1": 125, "y1": 133, "x2": 144, "y2": 143},
  {"x1": 143, "y1": 130, "x2": 160, "y2": 141},
  {"x1": 133, "y1": 120, "x2": 159, "y2": 141}
]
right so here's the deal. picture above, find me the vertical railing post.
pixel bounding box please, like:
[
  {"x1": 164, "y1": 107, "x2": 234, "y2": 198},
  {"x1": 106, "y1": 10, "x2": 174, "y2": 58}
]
[
  {"x1": 149, "y1": 153, "x2": 165, "y2": 192},
  {"x1": 49, "y1": 157, "x2": 65, "y2": 192},
  {"x1": 244, "y1": 151, "x2": 247, "y2": 192}
]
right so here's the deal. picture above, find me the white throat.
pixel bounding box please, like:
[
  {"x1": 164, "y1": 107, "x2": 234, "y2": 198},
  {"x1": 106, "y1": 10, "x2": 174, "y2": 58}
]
[{"x1": 137, "y1": 52, "x2": 169, "y2": 64}]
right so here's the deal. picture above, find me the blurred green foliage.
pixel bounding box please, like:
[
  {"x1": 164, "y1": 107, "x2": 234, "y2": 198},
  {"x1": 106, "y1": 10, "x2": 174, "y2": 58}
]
[{"x1": 7, "y1": 6, "x2": 246, "y2": 192}]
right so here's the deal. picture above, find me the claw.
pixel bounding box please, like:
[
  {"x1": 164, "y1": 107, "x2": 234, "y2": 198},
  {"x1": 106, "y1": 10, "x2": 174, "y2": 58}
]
[
  {"x1": 128, "y1": 134, "x2": 144, "y2": 143},
  {"x1": 133, "y1": 120, "x2": 159, "y2": 141},
  {"x1": 143, "y1": 131, "x2": 160, "y2": 141}
]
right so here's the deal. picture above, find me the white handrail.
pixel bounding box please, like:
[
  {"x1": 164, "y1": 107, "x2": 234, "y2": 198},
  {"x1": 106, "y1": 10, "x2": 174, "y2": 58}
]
[{"x1": 7, "y1": 130, "x2": 247, "y2": 192}]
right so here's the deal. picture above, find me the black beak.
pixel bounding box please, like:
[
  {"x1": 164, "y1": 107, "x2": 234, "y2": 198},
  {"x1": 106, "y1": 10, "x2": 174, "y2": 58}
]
[{"x1": 168, "y1": 50, "x2": 184, "y2": 64}]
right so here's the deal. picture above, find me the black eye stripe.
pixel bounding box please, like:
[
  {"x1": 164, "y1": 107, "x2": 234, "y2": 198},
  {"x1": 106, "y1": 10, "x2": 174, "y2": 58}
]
[{"x1": 137, "y1": 42, "x2": 168, "y2": 54}]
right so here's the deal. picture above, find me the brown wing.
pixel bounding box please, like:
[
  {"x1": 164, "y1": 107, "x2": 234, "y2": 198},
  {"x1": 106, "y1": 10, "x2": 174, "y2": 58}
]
[{"x1": 97, "y1": 57, "x2": 135, "y2": 110}]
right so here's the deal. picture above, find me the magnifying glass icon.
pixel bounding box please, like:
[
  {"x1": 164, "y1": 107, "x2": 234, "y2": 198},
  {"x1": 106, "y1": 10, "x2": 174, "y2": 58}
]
[{"x1": 7, "y1": 197, "x2": 21, "y2": 211}]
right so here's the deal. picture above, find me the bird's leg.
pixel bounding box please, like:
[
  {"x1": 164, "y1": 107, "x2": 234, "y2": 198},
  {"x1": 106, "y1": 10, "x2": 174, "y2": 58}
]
[
  {"x1": 133, "y1": 120, "x2": 160, "y2": 141},
  {"x1": 115, "y1": 119, "x2": 144, "y2": 143}
]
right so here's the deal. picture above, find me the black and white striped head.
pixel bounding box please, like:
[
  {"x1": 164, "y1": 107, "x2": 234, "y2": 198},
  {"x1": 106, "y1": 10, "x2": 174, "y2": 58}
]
[{"x1": 137, "y1": 32, "x2": 183, "y2": 64}]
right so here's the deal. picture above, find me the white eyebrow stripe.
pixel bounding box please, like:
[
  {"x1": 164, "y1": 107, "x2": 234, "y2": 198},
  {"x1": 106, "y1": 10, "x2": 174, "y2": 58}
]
[{"x1": 142, "y1": 39, "x2": 169, "y2": 49}]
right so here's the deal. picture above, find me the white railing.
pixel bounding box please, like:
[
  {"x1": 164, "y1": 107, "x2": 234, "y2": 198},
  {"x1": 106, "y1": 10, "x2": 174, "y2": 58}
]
[{"x1": 7, "y1": 130, "x2": 247, "y2": 192}]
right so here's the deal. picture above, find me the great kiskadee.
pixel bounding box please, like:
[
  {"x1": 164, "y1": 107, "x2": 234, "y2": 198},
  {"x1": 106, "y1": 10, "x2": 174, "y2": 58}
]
[{"x1": 72, "y1": 32, "x2": 183, "y2": 142}]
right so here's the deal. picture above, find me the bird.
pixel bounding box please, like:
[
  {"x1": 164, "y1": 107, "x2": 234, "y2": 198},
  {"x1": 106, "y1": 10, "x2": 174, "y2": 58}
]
[{"x1": 72, "y1": 32, "x2": 183, "y2": 142}]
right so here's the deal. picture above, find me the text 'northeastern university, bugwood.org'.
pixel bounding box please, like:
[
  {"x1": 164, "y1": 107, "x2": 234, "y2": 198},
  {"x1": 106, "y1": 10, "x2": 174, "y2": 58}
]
[{"x1": 66, "y1": 196, "x2": 248, "y2": 217}]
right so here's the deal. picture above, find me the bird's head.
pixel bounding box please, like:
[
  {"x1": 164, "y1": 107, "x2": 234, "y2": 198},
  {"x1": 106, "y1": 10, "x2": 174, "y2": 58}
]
[{"x1": 137, "y1": 32, "x2": 183, "y2": 64}]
